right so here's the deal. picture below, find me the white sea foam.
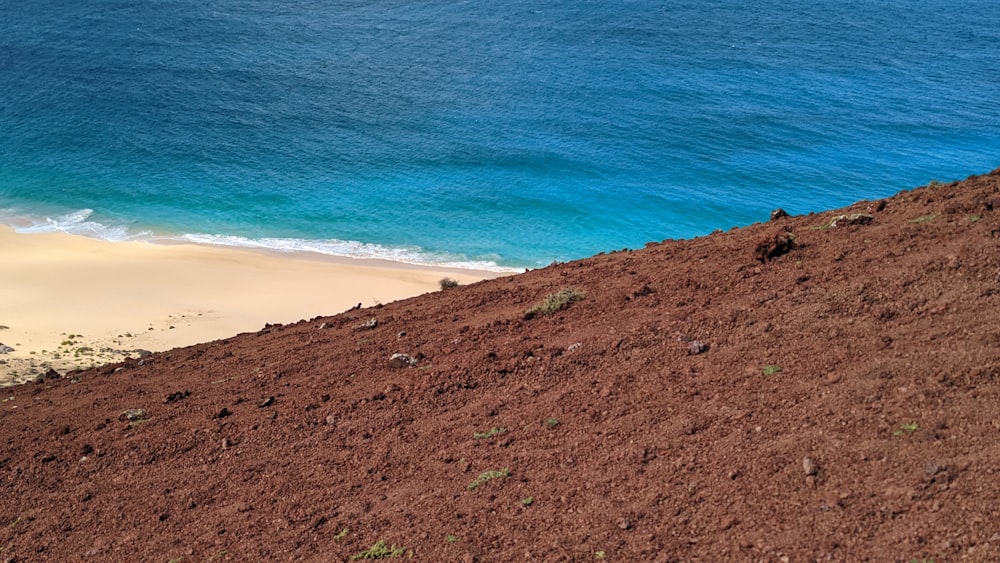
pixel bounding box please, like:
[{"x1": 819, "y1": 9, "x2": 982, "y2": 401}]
[{"x1": 0, "y1": 208, "x2": 520, "y2": 273}]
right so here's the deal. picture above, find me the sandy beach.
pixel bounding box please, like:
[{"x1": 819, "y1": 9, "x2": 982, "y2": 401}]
[{"x1": 0, "y1": 226, "x2": 501, "y2": 386}]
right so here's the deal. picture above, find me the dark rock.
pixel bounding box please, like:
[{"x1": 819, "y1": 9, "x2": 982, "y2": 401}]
[
  {"x1": 770, "y1": 208, "x2": 789, "y2": 221},
  {"x1": 164, "y1": 390, "x2": 190, "y2": 403},
  {"x1": 0, "y1": 343, "x2": 14, "y2": 354},
  {"x1": 214, "y1": 407, "x2": 232, "y2": 419},
  {"x1": 259, "y1": 396, "x2": 275, "y2": 408},
  {"x1": 754, "y1": 231, "x2": 796, "y2": 262}
]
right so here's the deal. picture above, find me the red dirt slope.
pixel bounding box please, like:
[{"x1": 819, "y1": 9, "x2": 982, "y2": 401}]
[{"x1": 3, "y1": 170, "x2": 1000, "y2": 562}]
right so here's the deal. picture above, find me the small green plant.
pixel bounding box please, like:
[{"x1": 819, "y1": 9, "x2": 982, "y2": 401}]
[
  {"x1": 545, "y1": 418, "x2": 560, "y2": 428},
  {"x1": 473, "y1": 427, "x2": 507, "y2": 439},
  {"x1": 595, "y1": 551, "x2": 607, "y2": 560},
  {"x1": 908, "y1": 214, "x2": 937, "y2": 223},
  {"x1": 8, "y1": 515, "x2": 24, "y2": 528},
  {"x1": 334, "y1": 527, "x2": 350, "y2": 541},
  {"x1": 467, "y1": 468, "x2": 511, "y2": 490},
  {"x1": 893, "y1": 423, "x2": 919, "y2": 437},
  {"x1": 445, "y1": 534, "x2": 459, "y2": 543},
  {"x1": 762, "y1": 365, "x2": 782, "y2": 376},
  {"x1": 350, "y1": 540, "x2": 410, "y2": 560},
  {"x1": 525, "y1": 288, "x2": 584, "y2": 319},
  {"x1": 168, "y1": 558, "x2": 184, "y2": 563},
  {"x1": 439, "y1": 277, "x2": 460, "y2": 290},
  {"x1": 970, "y1": 215, "x2": 981, "y2": 223},
  {"x1": 519, "y1": 497, "x2": 534, "y2": 506},
  {"x1": 927, "y1": 179, "x2": 942, "y2": 187}
]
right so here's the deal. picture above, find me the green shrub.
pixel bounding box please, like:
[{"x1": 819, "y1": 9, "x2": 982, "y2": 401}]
[{"x1": 525, "y1": 289, "x2": 584, "y2": 319}]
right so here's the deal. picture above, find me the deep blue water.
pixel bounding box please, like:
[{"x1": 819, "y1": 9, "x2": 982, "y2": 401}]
[{"x1": 2, "y1": 0, "x2": 998, "y2": 270}]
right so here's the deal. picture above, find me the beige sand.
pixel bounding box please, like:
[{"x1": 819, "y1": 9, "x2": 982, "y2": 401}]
[{"x1": 0, "y1": 226, "x2": 502, "y2": 385}]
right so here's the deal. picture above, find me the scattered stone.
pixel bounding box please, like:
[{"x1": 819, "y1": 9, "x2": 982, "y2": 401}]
[
  {"x1": 803, "y1": 457, "x2": 819, "y2": 476},
  {"x1": 826, "y1": 372, "x2": 842, "y2": 384},
  {"x1": 687, "y1": 340, "x2": 709, "y2": 355},
  {"x1": 214, "y1": 407, "x2": 232, "y2": 419},
  {"x1": 259, "y1": 396, "x2": 275, "y2": 408},
  {"x1": 318, "y1": 322, "x2": 331, "y2": 330},
  {"x1": 0, "y1": 343, "x2": 14, "y2": 354},
  {"x1": 353, "y1": 317, "x2": 378, "y2": 331},
  {"x1": 829, "y1": 213, "x2": 873, "y2": 227},
  {"x1": 388, "y1": 353, "x2": 418, "y2": 369},
  {"x1": 770, "y1": 208, "x2": 789, "y2": 221}
]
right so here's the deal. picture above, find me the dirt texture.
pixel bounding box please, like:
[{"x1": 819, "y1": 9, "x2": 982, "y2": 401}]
[{"x1": 3, "y1": 170, "x2": 1000, "y2": 562}]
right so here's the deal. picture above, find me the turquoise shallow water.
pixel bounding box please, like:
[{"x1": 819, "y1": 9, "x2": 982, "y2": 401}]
[{"x1": 2, "y1": 0, "x2": 999, "y2": 270}]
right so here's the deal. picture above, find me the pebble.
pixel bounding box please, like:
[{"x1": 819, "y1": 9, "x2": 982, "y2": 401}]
[{"x1": 803, "y1": 457, "x2": 819, "y2": 476}]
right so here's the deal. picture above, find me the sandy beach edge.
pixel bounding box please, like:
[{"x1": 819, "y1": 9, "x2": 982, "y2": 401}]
[{"x1": 0, "y1": 226, "x2": 507, "y2": 386}]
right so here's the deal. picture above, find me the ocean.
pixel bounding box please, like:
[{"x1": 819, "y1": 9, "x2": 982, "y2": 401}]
[{"x1": 2, "y1": 0, "x2": 998, "y2": 271}]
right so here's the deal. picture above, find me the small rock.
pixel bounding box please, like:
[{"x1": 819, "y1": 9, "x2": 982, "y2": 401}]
[
  {"x1": 214, "y1": 407, "x2": 232, "y2": 419},
  {"x1": 770, "y1": 208, "x2": 789, "y2": 221},
  {"x1": 829, "y1": 213, "x2": 873, "y2": 227},
  {"x1": 0, "y1": 343, "x2": 14, "y2": 354},
  {"x1": 388, "y1": 353, "x2": 418, "y2": 369},
  {"x1": 687, "y1": 340, "x2": 709, "y2": 355},
  {"x1": 353, "y1": 317, "x2": 378, "y2": 331},
  {"x1": 119, "y1": 408, "x2": 147, "y2": 422},
  {"x1": 803, "y1": 457, "x2": 818, "y2": 476},
  {"x1": 826, "y1": 372, "x2": 842, "y2": 384},
  {"x1": 325, "y1": 414, "x2": 337, "y2": 425},
  {"x1": 258, "y1": 396, "x2": 275, "y2": 408}
]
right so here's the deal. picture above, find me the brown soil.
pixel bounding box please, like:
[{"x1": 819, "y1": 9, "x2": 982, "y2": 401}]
[{"x1": 3, "y1": 170, "x2": 1000, "y2": 562}]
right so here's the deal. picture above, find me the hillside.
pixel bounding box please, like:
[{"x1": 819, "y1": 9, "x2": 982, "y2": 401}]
[{"x1": 3, "y1": 170, "x2": 1000, "y2": 562}]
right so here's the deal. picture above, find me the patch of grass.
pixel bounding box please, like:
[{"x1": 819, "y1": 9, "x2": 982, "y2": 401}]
[
  {"x1": 350, "y1": 540, "x2": 410, "y2": 560},
  {"x1": 525, "y1": 288, "x2": 584, "y2": 319},
  {"x1": 7, "y1": 515, "x2": 24, "y2": 528},
  {"x1": 467, "y1": 468, "x2": 511, "y2": 490},
  {"x1": 893, "y1": 422, "x2": 919, "y2": 437},
  {"x1": 438, "y1": 277, "x2": 460, "y2": 290},
  {"x1": 596, "y1": 551, "x2": 607, "y2": 560},
  {"x1": 206, "y1": 549, "x2": 228, "y2": 562},
  {"x1": 473, "y1": 427, "x2": 507, "y2": 439},
  {"x1": 545, "y1": 418, "x2": 560, "y2": 428},
  {"x1": 519, "y1": 497, "x2": 534, "y2": 506},
  {"x1": 907, "y1": 214, "x2": 937, "y2": 223},
  {"x1": 334, "y1": 527, "x2": 350, "y2": 542},
  {"x1": 970, "y1": 215, "x2": 981, "y2": 223},
  {"x1": 445, "y1": 534, "x2": 459, "y2": 543},
  {"x1": 762, "y1": 364, "x2": 782, "y2": 376}
]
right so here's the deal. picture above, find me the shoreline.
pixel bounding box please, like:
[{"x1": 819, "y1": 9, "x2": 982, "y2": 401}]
[{"x1": 0, "y1": 226, "x2": 504, "y2": 386}]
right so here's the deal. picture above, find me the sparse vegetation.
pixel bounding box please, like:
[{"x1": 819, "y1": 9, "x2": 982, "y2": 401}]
[
  {"x1": 334, "y1": 527, "x2": 350, "y2": 541},
  {"x1": 473, "y1": 427, "x2": 507, "y2": 439},
  {"x1": 908, "y1": 214, "x2": 937, "y2": 223},
  {"x1": 350, "y1": 540, "x2": 410, "y2": 560},
  {"x1": 545, "y1": 418, "x2": 560, "y2": 428},
  {"x1": 762, "y1": 365, "x2": 782, "y2": 376},
  {"x1": 519, "y1": 497, "x2": 534, "y2": 506},
  {"x1": 525, "y1": 288, "x2": 584, "y2": 319},
  {"x1": 893, "y1": 423, "x2": 920, "y2": 437},
  {"x1": 467, "y1": 468, "x2": 511, "y2": 490},
  {"x1": 445, "y1": 534, "x2": 459, "y2": 543},
  {"x1": 439, "y1": 277, "x2": 460, "y2": 290}
]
